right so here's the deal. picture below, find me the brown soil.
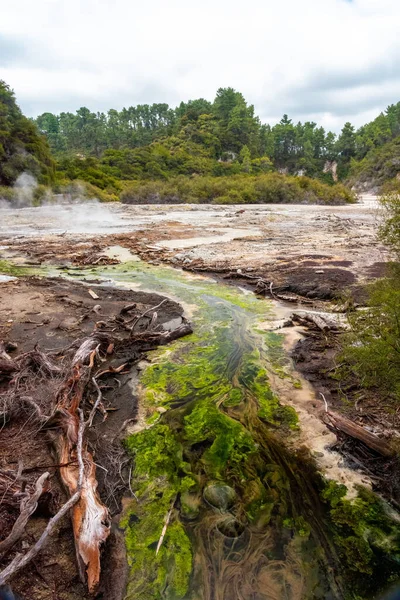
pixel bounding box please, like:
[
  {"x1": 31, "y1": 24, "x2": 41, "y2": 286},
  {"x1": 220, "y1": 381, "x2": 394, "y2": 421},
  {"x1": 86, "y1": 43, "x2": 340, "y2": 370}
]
[
  {"x1": 0, "y1": 276, "x2": 185, "y2": 600},
  {"x1": 291, "y1": 330, "x2": 400, "y2": 505}
]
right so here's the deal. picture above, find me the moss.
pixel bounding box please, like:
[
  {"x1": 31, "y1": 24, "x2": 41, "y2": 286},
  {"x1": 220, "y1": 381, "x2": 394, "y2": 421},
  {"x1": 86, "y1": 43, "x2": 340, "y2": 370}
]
[
  {"x1": 124, "y1": 425, "x2": 195, "y2": 599},
  {"x1": 283, "y1": 516, "x2": 311, "y2": 538},
  {"x1": 184, "y1": 401, "x2": 256, "y2": 479},
  {"x1": 123, "y1": 479, "x2": 192, "y2": 600},
  {"x1": 126, "y1": 424, "x2": 187, "y2": 480},
  {"x1": 321, "y1": 480, "x2": 348, "y2": 507},
  {"x1": 240, "y1": 359, "x2": 298, "y2": 428},
  {"x1": 223, "y1": 388, "x2": 243, "y2": 407},
  {"x1": 321, "y1": 480, "x2": 400, "y2": 590},
  {"x1": 164, "y1": 521, "x2": 192, "y2": 598}
]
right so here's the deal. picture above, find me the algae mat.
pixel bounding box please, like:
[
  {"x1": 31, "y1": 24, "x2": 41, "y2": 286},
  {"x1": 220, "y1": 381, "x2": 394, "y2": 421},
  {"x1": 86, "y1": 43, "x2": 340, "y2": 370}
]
[
  {"x1": 2, "y1": 256, "x2": 400, "y2": 600},
  {"x1": 86, "y1": 261, "x2": 400, "y2": 600}
]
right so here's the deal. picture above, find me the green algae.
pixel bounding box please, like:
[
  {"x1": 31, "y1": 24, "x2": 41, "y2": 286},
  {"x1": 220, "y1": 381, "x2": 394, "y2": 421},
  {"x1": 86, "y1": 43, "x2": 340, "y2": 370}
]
[
  {"x1": 321, "y1": 480, "x2": 400, "y2": 589},
  {"x1": 10, "y1": 256, "x2": 400, "y2": 598},
  {"x1": 0, "y1": 259, "x2": 42, "y2": 277},
  {"x1": 99, "y1": 259, "x2": 400, "y2": 599}
]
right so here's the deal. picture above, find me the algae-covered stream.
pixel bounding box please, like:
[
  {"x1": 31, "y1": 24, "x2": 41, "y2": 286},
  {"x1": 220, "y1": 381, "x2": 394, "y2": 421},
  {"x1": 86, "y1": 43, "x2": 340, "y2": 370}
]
[
  {"x1": 78, "y1": 260, "x2": 399, "y2": 600},
  {"x1": 2, "y1": 257, "x2": 400, "y2": 599}
]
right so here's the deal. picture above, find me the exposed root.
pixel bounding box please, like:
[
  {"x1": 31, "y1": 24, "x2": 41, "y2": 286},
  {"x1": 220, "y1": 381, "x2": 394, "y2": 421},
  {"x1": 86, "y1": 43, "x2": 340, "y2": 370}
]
[{"x1": 0, "y1": 295, "x2": 193, "y2": 594}]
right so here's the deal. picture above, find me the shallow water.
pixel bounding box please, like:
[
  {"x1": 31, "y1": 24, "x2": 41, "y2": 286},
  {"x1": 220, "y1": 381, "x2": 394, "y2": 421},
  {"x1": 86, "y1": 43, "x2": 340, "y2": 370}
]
[
  {"x1": 1, "y1": 254, "x2": 399, "y2": 599},
  {"x1": 78, "y1": 260, "x2": 400, "y2": 600}
]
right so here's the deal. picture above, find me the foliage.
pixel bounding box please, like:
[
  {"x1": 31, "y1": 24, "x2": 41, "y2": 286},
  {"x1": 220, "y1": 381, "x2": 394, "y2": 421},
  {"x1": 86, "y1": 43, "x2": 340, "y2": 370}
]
[
  {"x1": 339, "y1": 194, "x2": 400, "y2": 401},
  {"x1": 339, "y1": 276, "x2": 400, "y2": 401},
  {"x1": 120, "y1": 172, "x2": 356, "y2": 205},
  {"x1": 379, "y1": 192, "x2": 400, "y2": 255},
  {"x1": 32, "y1": 87, "x2": 400, "y2": 189},
  {"x1": 347, "y1": 137, "x2": 400, "y2": 190},
  {"x1": 0, "y1": 80, "x2": 55, "y2": 185}
]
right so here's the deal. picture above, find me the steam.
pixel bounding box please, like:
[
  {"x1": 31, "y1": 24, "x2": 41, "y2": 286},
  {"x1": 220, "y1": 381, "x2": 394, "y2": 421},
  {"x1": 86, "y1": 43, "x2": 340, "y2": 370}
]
[
  {"x1": 0, "y1": 172, "x2": 131, "y2": 234},
  {"x1": 13, "y1": 172, "x2": 38, "y2": 207},
  {"x1": 0, "y1": 200, "x2": 136, "y2": 236},
  {"x1": 0, "y1": 173, "x2": 99, "y2": 209}
]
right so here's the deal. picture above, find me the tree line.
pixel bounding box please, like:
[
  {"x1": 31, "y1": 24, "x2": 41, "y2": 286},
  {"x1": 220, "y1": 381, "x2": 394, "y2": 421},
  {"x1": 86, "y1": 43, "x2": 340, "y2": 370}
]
[{"x1": 34, "y1": 87, "x2": 400, "y2": 182}]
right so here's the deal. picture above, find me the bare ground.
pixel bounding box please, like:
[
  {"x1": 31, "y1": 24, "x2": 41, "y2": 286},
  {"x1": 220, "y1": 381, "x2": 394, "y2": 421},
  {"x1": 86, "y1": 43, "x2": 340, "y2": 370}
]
[
  {"x1": 0, "y1": 197, "x2": 388, "y2": 301},
  {"x1": 0, "y1": 196, "x2": 398, "y2": 598},
  {"x1": 0, "y1": 276, "x2": 185, "y2": 600}
]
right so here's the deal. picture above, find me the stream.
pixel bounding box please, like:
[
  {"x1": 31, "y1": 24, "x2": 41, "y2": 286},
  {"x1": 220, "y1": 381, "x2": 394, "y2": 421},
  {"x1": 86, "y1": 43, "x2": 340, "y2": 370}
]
[
  {"x1": 1, "y1": 252, "x2": 400, "y2": 599},
  {"x1": 73, "y1": 258, "x2": 400, "y2": 600}
]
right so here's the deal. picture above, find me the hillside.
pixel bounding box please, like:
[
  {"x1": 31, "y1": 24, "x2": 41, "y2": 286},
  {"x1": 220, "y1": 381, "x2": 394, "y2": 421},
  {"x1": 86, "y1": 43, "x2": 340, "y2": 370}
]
[
  {"x1": 347, "y1": 136, "x2": 400, "y2": 192},
  {"x1": 0, "y1": 81, "x2": 54, "y2": 187},
  {"x1": 33, "y1": 90, "x2": 400, "y2": 195},
  {"x1": 1, "y1": 80, "x2": 400, "y2": 202}
]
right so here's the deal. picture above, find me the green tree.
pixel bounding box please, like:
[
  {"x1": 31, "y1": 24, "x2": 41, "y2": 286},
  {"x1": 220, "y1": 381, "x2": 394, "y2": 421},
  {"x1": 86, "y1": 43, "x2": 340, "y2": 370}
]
[
  {"x1": 239, "y1": 145, "x2": 251, "y2": 173},
  {"x1": 337, "y1": 122, "x2": 356, "y2": 161},
  {"x1": 0, "y1": 80, "x2": 55, "y2": 185}
]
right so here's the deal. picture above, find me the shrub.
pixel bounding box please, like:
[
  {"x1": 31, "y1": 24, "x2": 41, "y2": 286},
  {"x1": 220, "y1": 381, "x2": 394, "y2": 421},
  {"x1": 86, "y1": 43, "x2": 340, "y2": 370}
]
[{"x1": 121, "y1": 173, "x2": 356, "y2": 205}]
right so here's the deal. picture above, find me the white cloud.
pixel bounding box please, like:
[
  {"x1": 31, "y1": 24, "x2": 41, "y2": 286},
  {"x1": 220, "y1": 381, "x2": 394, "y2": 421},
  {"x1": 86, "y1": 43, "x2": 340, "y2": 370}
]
[{"x1": 1, "y1": 0, "x2": 400, "y2": 131}]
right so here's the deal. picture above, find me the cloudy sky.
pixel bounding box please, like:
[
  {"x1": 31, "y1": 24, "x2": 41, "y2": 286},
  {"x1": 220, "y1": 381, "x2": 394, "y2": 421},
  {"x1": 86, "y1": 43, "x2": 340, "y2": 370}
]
[{"x1": 1, "y1": 0, "x2": 400, "y2": 131}]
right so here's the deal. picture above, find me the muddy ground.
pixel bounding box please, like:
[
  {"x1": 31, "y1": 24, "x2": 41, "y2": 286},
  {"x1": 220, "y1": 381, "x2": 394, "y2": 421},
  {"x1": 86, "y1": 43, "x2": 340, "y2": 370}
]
[
  {"x1": 0, "y1": 195, "x2": 398, "y2": 599},
  {"x1": 0, "y1": 276, "x2": 185, "y2": 600},
  {"x1": 0, "y1": 196, "x2": 388, "y2": 301}
]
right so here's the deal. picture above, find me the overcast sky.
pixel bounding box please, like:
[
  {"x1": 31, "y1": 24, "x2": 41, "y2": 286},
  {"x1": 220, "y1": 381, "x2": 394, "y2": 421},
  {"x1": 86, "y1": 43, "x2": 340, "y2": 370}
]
[{"x1": 1, "y1": 0, "x2": 400, "y2": 131}]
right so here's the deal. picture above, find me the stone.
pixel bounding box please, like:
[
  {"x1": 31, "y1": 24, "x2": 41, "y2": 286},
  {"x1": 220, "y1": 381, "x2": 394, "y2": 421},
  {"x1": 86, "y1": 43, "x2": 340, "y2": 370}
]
[{"x1": 203, "y1": 482, "x2": 236, "y2": 510}]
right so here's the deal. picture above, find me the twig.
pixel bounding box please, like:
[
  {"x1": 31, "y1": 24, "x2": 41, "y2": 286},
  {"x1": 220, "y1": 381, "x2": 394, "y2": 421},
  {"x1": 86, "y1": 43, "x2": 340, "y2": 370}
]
[
  {"x1": 0, "y1": 415, "x2": 86, "y2": 585},
  {"x1": 0, "y1": 489, "x2": 81, "y2": 585},
  {"x1": 320, "y1": 392, "x2": 328, "y2": 412},
  {"x1": 156, "y1": 500, "x2": 175, "y2": 556},
  {"x1": 129, "y1": 299, "x2": 167, "y2": 333},
  {"x1": 127, "y1": 466, "x2": 138, "y2": 501},
  {"x1": 0, "y1": 472, "x2": 50, "y2": 558},
  {"x1": 87, "y1": 378, "x2": 103, "y2": 427}
]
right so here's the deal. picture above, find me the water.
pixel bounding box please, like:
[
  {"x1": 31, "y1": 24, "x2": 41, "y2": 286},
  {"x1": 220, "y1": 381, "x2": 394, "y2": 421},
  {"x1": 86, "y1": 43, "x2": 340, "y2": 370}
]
[
  {"x1": 1, "y1": 256, "x2": 399, "y2": 599},
  {"x1": 81, "y1": 260, "x2": 400, "y2": 600}
]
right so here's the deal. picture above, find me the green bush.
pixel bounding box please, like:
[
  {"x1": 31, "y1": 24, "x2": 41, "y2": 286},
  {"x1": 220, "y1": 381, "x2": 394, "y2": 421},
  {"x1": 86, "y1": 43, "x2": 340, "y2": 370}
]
[
  {"x1": 120, "y1": 173, "x2": 356, "y2": 205},
  {"x1": 348, "y1": 137, "x2": 400, "y2": 190},
  {"x1": 0, "y1": 186, "x2": 16, "y2": 202},
  {"x1": 339, "y1": 194, "x2": 400, "y2": 401}
]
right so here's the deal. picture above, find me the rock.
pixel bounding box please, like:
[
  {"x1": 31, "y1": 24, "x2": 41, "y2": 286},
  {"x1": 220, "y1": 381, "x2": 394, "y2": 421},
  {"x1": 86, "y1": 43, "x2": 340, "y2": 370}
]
[
  {"x1": 315, "y1": 269, "x2": 324, "y2": 274},
  {"x1": 216, "y1": 515, "x2": 245, "y2": 538},
  {"x1": 203, "y1": 482, "x2": 236, "y2": 510},
  {"x1": 5, "y1": 341, "x2": 18, "y2": 352},
  {"x1": 156, "y1": 406, "x2": 167, "y2": 414},
  {"x1": 236, "y1": 268, "x2": 242, "y2": 274}
]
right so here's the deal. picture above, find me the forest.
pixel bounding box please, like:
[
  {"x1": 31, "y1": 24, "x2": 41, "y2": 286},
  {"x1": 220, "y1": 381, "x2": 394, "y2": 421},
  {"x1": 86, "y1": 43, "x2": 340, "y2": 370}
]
[{"x1": 1, "y1": 79, "x2": 400, "y2": 203}]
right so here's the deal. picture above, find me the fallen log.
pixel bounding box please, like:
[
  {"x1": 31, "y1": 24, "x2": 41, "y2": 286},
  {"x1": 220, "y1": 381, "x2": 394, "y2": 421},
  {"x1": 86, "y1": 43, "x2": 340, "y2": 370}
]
[
  {"x1": 292, "y1": 311, "x2": 342, "y2": 332},
  {"x1": 325, "y1": 411, "x2": 394, "y2": 457}
]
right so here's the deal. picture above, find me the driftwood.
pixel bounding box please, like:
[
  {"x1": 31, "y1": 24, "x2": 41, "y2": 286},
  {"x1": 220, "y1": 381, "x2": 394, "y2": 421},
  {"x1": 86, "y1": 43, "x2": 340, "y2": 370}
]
[
  {"x1": 325, "y1": 411, "x2": 394, "y2": 457},
  {"x1": 292, "y1": 311, "x2": 342, "y2": 332},
  {"x1": 55, "y1": 367, "x2": 110, "y2": 593},
  {"x1": 0, "y1": 472, "x2": 50, "y2": 558},
  {"x1": 0, "y1": 297, "x2": 193, "y2": 592}
]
